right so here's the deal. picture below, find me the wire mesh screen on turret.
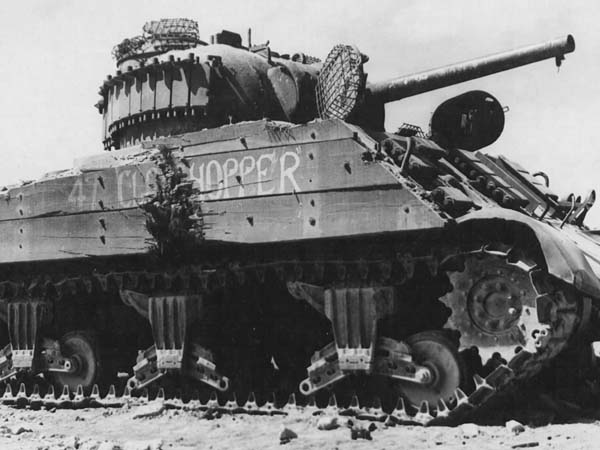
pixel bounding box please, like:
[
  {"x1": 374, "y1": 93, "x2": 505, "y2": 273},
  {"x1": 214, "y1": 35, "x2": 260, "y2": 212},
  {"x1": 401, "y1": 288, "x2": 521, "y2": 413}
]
[
  {"x1": 112, "y1": 18, "x2": 201, "y2": 61},
  {"x1": 316, "y1": 45, "x2": 365, "y2": 120},
  {"x1": 143, "y1": 18, "x2": 199, "y2": 49}
]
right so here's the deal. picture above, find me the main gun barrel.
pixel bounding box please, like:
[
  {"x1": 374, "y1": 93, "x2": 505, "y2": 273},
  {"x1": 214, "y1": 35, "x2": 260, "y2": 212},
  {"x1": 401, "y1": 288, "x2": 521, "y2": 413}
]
[{"x1": 368, "y1": 35, "x2": 575, "y2": 103}]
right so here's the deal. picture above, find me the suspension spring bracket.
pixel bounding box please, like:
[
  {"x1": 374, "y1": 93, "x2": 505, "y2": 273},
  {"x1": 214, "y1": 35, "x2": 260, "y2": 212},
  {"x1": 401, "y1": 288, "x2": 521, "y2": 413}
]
[
  {"x1": 186, "y1": 342, "x2": 229, "y2": 391},
  {"x1": 42, "y1": 341, "x2": 78, "y2": 374},
  {"x1": 127, "y1": 345, "x2": 165, "y2": 391},
  {"x1": 299, "y1": 342, "x2": 346, "y2": 395},
  {"x1": 373, "y1": 336, "x2": 433, "y2": 383},
  {"x1": 298, "y1": 337, "x2": 434, "y2": 395}
]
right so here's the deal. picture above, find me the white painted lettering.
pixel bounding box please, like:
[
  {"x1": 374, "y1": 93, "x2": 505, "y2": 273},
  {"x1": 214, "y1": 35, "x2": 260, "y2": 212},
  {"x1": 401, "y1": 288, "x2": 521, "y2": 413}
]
[
  {"x1": 187, "y1": 162, "x2": 204, "y2": 200},
  {"x1": 222, "y1": 158, "x2": 239, "y2": 199},
  {"x1": 257, "y1": 152, "x2": 276, "y2": 195},
  {"x1": 206, "y1": 159, "x2": 223, "y2": 200},
  {"x1": 68, "y1": 178, "x2": 85, "y2": 207},
  {"x1": 280, "y1": 151, "x2": 301, "y2": 193},
  {"x1": 88, "y1": 173, "x2": 99, "y2": 207},
  {"x1": 131, "y1": 170, "x2": 138, "y2": 203},
  {"x1": 238, "y1": 156, "x2": 256, "y2": 196},
  {"x1": 117, "y1": 169, "x2": 134, "y2": 207}
]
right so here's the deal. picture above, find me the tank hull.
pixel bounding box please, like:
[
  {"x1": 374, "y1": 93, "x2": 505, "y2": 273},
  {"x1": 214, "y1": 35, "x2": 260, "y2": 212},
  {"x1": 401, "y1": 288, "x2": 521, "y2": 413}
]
[
  {"x1": 0, "y1": 118, "x2": 597, "y2": 425},
  {"x1": 0, "y1": 120, "x2": 447, "y2": 264}
]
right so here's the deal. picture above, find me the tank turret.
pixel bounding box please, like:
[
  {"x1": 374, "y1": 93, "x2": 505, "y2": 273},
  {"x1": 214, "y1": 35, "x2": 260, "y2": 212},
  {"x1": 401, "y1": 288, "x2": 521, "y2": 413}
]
[
  {"x1": 97, "y1": 18, "x2": 322, "y2": 150},
  {"x1": 97, "y1": 19, "x2": 574, "y2": 152}
]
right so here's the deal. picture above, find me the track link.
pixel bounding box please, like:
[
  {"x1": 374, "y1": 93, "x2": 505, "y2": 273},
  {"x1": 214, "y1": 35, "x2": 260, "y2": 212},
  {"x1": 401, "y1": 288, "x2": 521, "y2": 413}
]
[
  {"x1": 0, "y1": 240, "x2": 584, "y2": 426},
  {"x1": 0, "y1": 377, "x2": 499, "y2": 426}
]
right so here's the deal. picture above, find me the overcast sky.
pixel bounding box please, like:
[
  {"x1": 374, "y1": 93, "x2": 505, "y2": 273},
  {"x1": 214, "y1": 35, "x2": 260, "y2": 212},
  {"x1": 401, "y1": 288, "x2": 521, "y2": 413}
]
[{"x1": 1, "y1": 0, "x2": 599, "y2": 224}]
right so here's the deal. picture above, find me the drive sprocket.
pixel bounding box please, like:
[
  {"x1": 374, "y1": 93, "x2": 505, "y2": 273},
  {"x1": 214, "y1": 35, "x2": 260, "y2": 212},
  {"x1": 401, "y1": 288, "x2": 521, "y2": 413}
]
[{"x1": 440, "y1": 243, "x2": 581, "y2": 371}]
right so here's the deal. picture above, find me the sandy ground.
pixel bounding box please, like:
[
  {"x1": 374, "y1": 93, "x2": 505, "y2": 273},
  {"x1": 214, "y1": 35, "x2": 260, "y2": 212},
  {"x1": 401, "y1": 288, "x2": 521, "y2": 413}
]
[{"x1": 1, "y1": 402, "x2": 600, "y2": 450}]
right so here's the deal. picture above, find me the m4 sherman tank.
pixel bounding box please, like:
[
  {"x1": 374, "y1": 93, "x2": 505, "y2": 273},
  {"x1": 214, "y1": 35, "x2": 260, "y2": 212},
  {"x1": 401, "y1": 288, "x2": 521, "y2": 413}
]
[{"x1": 0, "y1": 18, "x2": 596, "y2": 423}]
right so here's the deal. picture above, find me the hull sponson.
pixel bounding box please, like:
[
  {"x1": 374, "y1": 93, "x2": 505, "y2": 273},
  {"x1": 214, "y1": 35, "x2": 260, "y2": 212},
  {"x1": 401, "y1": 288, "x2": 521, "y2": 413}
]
[{"x1": 0, "y1": 120, "x2": 448, "y2": 263}]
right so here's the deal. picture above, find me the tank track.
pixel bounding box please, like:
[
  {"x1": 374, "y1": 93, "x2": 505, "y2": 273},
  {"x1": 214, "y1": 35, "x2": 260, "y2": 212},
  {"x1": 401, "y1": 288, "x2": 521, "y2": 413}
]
[{"x1": 0, "y1": 239, "x2": 582, "y2": 426}]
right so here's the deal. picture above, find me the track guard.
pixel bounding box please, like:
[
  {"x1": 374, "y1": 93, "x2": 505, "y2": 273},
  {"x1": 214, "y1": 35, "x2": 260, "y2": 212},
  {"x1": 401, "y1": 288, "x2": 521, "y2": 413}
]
[
  {"x1": 325, "y1": 287, "x2": 395, "y2": 371},
  {"x1": 8, "y1": 302, "x2": 45, "y2": 369},
  {"x1": 149, "y1": 296, "x2": 191, "y2": 369},
  {"x1": 0, "y1": 301, "x2": 49, "y2": 379},
  {"x1": 288, "y1": 283, "x2": 395, "y2": 372},
  {"x1": 120, "y1": 290, "x2": 229, "y2": 391},
  {"x1": 458, "y1": 209, "x2": 600, "y2": 299},
  {"x1": 0, "y1": 301, "x2": 83, "y2": 383},
  {"x1": 289, "y1": 282, "x2": 439, "y2": 395}
]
